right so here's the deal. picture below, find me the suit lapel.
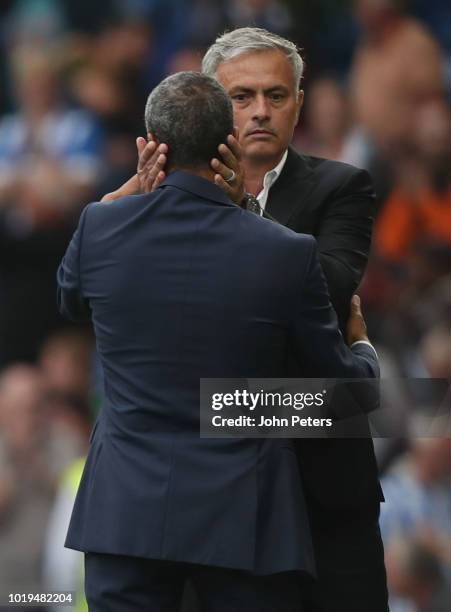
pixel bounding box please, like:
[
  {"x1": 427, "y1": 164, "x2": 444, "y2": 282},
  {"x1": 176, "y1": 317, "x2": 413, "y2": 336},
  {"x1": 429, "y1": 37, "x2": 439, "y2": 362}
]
[{"x1": 266, "y1": 148, "x2": 316, "y2": 225}]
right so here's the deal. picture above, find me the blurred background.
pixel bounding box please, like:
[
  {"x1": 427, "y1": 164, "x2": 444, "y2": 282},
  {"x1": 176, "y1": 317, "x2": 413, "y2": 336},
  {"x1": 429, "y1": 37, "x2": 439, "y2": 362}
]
[{"x1": 0, "y1": 1, "x2": 450, "y2": 611}]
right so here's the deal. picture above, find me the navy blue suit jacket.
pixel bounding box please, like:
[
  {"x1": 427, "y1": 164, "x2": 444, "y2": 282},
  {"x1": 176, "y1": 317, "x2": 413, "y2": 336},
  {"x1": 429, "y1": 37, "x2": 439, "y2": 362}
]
[{"x1": 57, "y1": 171, "x2": 378, "y2": 575}]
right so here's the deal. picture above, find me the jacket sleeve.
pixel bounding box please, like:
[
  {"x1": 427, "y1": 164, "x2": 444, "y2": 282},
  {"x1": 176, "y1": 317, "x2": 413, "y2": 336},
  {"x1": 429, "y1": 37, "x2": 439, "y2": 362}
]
[
  {"x1": 290, "y1": 235, "x2": 379, "y2": 389},
  {"x1": 315, "y1": 167, "x2": 375, "y2": 332},
  {"x1": 56, "y1": 204, "x2": 91, "y2": 322}
]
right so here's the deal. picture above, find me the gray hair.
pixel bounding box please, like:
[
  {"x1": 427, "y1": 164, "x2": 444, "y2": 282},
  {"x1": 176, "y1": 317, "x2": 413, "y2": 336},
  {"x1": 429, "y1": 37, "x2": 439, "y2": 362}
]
[
  {"x1": 144, "y1": 71, "x2": 233, "y2": 170},
  {"x1": 202, "y1": 27, "x2": 304, "y2": 90}
]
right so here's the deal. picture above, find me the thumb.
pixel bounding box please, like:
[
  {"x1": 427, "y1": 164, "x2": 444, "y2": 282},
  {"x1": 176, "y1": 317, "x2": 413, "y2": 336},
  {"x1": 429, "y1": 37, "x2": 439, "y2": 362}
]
[
  {"x1": 136, "y1": 136, "x2": 147, "y2": 154},
  {"x1": 351, "y1": 294, "x2": 361, "y2": 314}
]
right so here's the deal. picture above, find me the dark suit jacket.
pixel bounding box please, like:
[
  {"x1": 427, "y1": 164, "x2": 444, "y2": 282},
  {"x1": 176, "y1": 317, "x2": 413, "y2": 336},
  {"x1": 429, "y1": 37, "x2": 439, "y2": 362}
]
[
  {"x1": 57, "y1": 171, "x2": 378, "y2": 574},
  {"x1": 266, "y1": 149, "x2": 384, "y2": 522}
]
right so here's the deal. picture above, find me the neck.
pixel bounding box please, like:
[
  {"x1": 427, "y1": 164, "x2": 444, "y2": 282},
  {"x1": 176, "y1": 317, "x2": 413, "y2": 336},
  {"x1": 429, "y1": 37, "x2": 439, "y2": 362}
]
[
  {"x1": 242, "y1": 152, "x2": 286, "y2": 196},
  {"x1": 170, "y1": 166, "x2": 216, "y2": 183}
]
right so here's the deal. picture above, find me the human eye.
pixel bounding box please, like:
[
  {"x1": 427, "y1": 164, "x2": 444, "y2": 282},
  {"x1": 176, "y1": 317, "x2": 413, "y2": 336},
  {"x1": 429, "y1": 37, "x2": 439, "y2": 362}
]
[
  {"x1": 231, "y1": 92, "x2": 250, "y2": 103},
  {"x1": 269, "y1": 91, "x2": 286, "y2": 102}
]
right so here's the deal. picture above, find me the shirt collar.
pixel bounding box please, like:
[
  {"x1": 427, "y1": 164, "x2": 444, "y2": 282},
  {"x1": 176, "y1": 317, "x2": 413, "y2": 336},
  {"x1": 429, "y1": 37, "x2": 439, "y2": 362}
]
[
  {"x1": 263, "y1": 149, "x2": 289, "y2": 191},
  {"x1": 256, "y1": 149, "x2": 289, "y2": 209}
]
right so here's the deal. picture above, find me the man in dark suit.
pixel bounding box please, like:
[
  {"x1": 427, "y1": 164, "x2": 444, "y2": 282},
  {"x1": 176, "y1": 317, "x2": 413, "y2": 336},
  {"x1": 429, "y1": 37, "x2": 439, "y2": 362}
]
[
  {"x1": 58, "y1": 71, "x2": 379, "y2": 612},
  {"x1": 103, "y1": 27, "x2": 388, "y2": 612}
]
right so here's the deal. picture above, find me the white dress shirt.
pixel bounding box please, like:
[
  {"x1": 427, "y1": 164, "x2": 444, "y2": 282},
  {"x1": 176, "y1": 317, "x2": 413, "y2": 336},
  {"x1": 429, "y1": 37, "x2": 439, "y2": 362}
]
[{"x1": 256, "y1": 149, "x2": 288, "y2": 211}]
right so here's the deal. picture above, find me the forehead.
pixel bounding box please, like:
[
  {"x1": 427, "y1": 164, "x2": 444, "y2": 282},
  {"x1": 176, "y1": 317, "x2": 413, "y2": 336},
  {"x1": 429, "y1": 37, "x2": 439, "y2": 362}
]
[{"x1": 216, "y1": 49, "x2": 297, "y2": 92}]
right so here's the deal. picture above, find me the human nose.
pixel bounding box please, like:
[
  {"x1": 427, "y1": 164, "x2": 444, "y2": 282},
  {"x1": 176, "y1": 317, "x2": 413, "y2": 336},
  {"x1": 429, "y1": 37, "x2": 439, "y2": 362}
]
[{"x1": 252, "y1": 94, "x2": 271, "y2": 122}]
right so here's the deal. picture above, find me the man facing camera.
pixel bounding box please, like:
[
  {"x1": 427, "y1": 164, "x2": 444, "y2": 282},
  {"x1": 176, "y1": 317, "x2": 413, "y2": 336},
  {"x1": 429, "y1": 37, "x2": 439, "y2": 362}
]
[{"x1": 57, "y1": 71, "x2": 378, "y2": 612}]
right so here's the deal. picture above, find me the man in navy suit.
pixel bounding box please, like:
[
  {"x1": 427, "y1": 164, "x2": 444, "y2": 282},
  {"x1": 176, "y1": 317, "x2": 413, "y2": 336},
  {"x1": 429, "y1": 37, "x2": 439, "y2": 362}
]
[
  {"x1": 104, "y1": 28, "x2": 388, "y2": 612},
  {"x1": 57, "y1": 71, "x2": 378, "y2": 612}
]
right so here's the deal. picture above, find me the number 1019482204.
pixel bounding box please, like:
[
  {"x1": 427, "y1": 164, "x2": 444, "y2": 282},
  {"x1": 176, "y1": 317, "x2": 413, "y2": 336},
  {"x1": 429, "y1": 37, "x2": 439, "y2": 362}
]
[{"x1": 7, "y1": 592, "x2": 75, "y2": 606}]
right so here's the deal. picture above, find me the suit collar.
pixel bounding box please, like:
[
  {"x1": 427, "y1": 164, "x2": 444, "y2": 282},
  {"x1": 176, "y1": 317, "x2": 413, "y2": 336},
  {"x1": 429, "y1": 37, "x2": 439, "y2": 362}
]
[
  {"x1": 265, "y1": 147, "x2": 316, "y2": 224},
  {"x1": 160, "y1": 171, "x2": 234, "y2": 207}
]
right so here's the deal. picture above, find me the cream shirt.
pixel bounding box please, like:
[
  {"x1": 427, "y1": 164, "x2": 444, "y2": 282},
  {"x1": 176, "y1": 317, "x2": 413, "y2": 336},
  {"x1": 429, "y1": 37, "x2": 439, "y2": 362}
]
[{"x1": 256, "y1": 149, "x2": 288, "y2": 212}]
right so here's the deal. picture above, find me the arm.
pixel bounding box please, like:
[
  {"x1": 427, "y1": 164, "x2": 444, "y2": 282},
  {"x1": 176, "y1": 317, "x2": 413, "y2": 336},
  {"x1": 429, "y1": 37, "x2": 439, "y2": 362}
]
[
  {"x1": 291, "y1": 236, "x2": 379, "y2": 381},
  {"x1": 291, "y1": 237, "x2": 379, "y2": 420},
  {"x1": 315, "y1": 167, "x2": 375, "y2": 331},
  {"x1": 56, "y1": 204, "x2": 91, "y2": 322}
]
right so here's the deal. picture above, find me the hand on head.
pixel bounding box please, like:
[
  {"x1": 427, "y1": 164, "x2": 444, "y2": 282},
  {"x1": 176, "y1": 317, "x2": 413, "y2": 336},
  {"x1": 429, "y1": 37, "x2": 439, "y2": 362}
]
[
  {"x1": 211, "y1": 132, "x2": 245, "y2": 205},
  {"x1": 136, "y1": 135, "x2": 168, "y2": 193},
  {"x1": 102, "y1": 132, "x2": 245, "y2": 206}
]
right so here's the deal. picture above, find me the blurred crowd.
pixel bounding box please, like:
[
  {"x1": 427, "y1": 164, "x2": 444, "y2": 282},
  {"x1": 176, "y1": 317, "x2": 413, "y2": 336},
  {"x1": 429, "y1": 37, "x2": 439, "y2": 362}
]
[{"x1": 0, "y1": 1, "x2": 450, "y2": 611}]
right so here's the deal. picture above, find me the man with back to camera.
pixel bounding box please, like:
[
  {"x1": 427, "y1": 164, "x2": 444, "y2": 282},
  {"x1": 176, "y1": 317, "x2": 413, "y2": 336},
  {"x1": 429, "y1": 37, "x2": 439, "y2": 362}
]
[
  {"x1": 104, "y1": 28, "x2": 389, "y2": 611},
  {"x1": 57, "y1": 71, "x2": 379, "y2": 611}
]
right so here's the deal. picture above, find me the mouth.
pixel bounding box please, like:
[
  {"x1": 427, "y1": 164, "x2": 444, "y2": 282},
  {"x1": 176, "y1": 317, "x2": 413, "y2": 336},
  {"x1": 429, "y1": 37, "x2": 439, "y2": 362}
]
[{"x1": 247, "y1": 129, "x2": 275, "y2": 138}]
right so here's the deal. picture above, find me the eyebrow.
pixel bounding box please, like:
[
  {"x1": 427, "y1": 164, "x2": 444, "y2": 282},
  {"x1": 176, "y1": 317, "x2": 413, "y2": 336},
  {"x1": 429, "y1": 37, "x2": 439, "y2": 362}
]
[{"x1": 229, "y1": 85, "x2": 290, "y2": 95}]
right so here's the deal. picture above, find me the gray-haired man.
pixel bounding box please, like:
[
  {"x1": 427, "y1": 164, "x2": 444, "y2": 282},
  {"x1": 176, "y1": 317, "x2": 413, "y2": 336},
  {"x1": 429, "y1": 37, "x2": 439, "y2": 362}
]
[{"x1": 103, "y1": 28, "x2": 389, "y2": 612}]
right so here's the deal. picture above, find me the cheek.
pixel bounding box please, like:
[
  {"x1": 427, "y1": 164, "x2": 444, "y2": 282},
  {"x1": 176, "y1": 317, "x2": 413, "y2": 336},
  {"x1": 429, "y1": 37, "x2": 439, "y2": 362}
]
[
  {"x1": 232, "y1": 107, "x2": 250, "y2": 133},
  {"x1": 276, "y1": 108, "x2": 299, "y2": 136}
]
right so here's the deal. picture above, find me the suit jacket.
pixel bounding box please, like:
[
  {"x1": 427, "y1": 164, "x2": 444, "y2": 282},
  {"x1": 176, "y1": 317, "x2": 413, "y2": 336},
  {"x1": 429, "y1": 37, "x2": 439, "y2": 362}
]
[
  {"x1": 266, "y1": 149, "x2": 384, "y2": 522},
  {"x1": 57, "y1": 171, "x2": 378, "y2": 574}
]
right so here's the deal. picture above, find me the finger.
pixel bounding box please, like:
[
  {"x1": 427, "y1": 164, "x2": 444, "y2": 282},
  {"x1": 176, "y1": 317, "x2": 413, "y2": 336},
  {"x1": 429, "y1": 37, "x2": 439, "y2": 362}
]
[
  {"x1": 155, "y1": 170, "x2": 166, "y2": 185},
  {"x1": 211, "y1": 157, "x2": 235, "y2": 182},
  {"x1": 157, "y1": 143, "x2": 168, "y2": 155},
  {"x1": 147, "y1": 134, "x2": 168, "y2": 157},
  {"x1": 351, "y1": 294, "x2": 361, "y2": 314},
  {"x1": 143, "y1": 153, "x2": 167, "y2": 177},
  {"x1": 136, "y1": 136, "x2": 147, "y2": 156},
  {"x1": 217, "y1": 143, "x2": 239, "y2": 170},
  {"x1": 226, "y1": 133, "x2": 242, "y2": 161},
  {"x1": 140, "y1": 149, "x2": 167, "y2": 194},
  {"x1": 138, "y1": 140, "x2": 167, "y2": 172},
  {"x1": 137, "y1": 140, "x2": 158, "y2": 170},
  {"x1": 214, "y1": 174, "x2": 233, "y2": 197},
  {"x1": 148, "y1": 170, "x2": 166, "y2": 192}
]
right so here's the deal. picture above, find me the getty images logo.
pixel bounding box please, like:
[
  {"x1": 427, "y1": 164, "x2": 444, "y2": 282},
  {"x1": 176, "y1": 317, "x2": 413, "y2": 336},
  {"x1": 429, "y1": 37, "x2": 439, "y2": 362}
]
[{"x1": 211, "y1": 389, "x2": 327, "y2": 411}]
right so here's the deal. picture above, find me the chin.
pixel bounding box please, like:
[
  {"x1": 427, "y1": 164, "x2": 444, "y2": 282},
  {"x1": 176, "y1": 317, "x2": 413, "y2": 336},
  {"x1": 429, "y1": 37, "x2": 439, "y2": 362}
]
[{"x1": 244, "y1": 142, "x2": 283, "y2": 162}]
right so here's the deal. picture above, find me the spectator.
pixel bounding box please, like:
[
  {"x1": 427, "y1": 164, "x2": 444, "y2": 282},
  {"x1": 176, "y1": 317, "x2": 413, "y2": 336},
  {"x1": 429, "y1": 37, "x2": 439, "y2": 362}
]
[
  {"x1": 0, "y1": 365, "x2": 53, "y2": 608},
  {"x1": 0, "y1": 44, "x2": 103, "y2": 222},
  {"x1": 39, "y1": 329, "x2": 94, "y2": 402},
  {"x1": 166, "y1": 47, "x2": 203, "y2": 74},
  {"x1": 350, "y1": 0, "x2": 445, "y2": 153},
  {"x1": 376, "y1": 101, "x2": 451, "y2": 263},
  {"x1": 225, "y1": 0, "x2": 293, "y2": 37},
  {"x1": 380, "y1": 438, "x2": 451, "y2": 580},
  {"x1": 67, "y1": 20, "x2": 152, "y2": 195},
  {"x1": 300, "y1": 76, "x2": 371, "y2": 168},
  {"x1": 0, "y1": 43, "x2": 102, "y2": 365},
  {"x1": 421, "y1": 323, "x2": 451, "y2": 379},
  {"x1": 0, "y1": 362, "x2": 93, "y2": 609},
  {"x1": 385, "y1": 537, "x2": 444, "y2": 612}
]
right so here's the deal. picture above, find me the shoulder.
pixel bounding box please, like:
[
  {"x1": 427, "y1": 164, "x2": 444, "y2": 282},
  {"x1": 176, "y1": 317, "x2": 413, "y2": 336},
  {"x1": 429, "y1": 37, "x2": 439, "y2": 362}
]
[
  {"x1": 297, "y1": 151, "x2": 372, "y2": 189},
  {"x1": 81, "y1": 193, "x2": 154, "y2": 224}
]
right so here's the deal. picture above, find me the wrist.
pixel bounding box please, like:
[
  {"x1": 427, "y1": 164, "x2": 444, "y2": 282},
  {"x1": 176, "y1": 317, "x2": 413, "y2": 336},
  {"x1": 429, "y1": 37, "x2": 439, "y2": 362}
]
[
  {"x1": 350, "y1": 337, "x2": 370, "y2": 345},
  {"x1": 241, "y1": 192, "x2": 262, "y2": 215}
]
